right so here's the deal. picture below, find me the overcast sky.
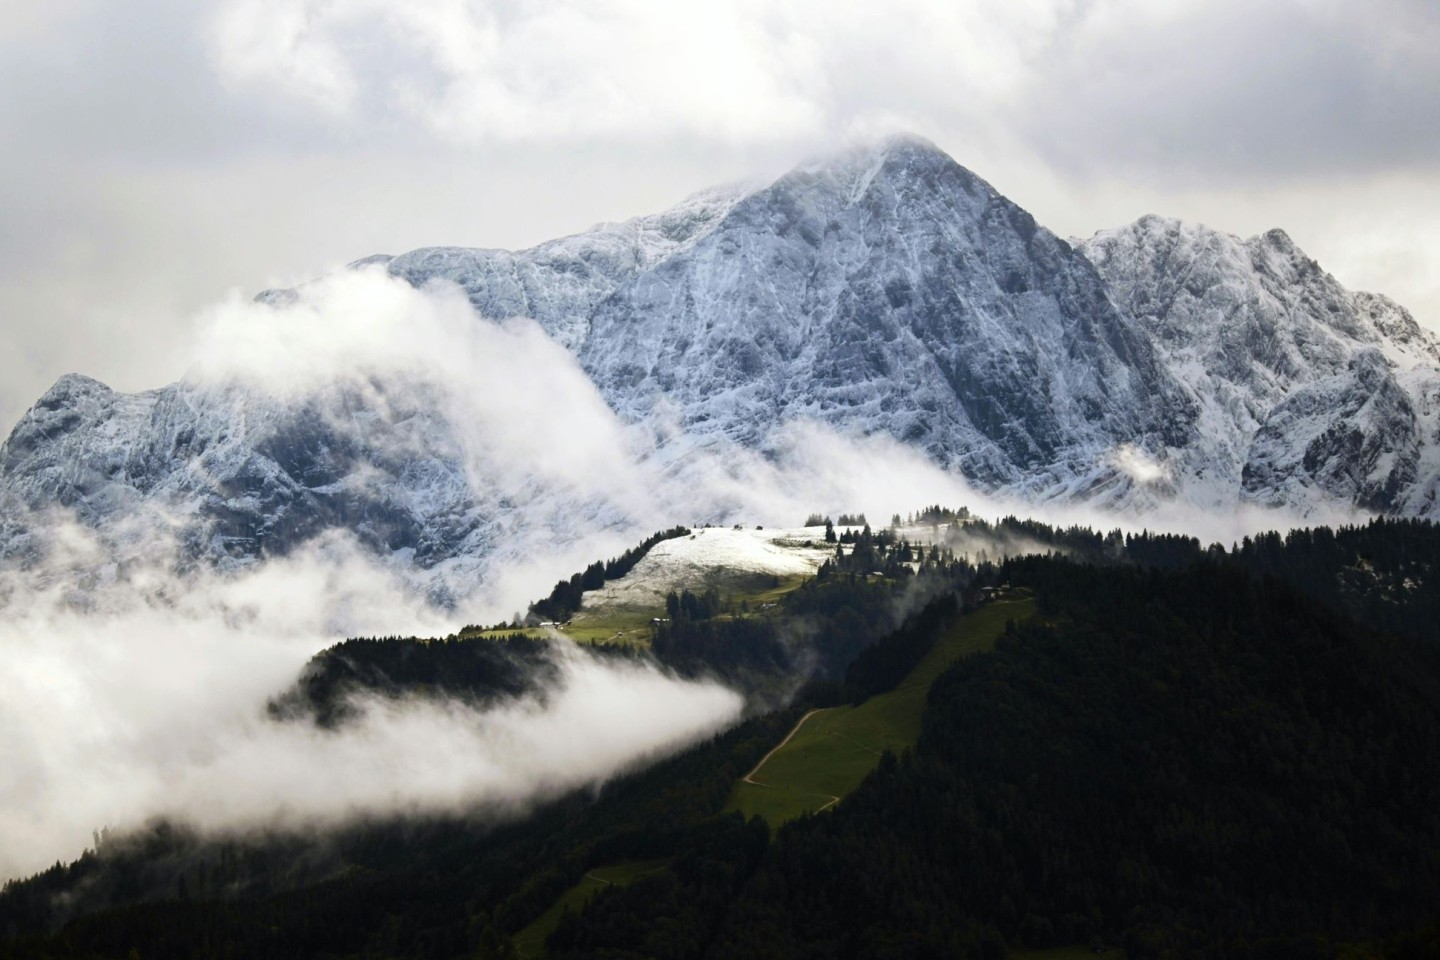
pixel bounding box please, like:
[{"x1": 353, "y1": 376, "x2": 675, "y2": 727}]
[{"x1": 2, "y1": 0, "x2": 1438, "y2": 433}]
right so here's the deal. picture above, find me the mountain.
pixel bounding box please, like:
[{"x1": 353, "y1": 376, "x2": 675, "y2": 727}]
[
  {"x1": 0, "y1": 371, "x2": 630, "y2": 604},
  {"x1": 302, "y1": 136, "x2": 1440, "y2": 514},
  {"x1": 1080, "y1": 216, "x2": 1440, "y2": 514},
  {"x1": 0, "y1": 373, "x2": 486, "y2": 574},
  {"x1": 3, "y1": 135, "x2": 1439, "y2": 582},
  {"x1": 372, "y1": 136, "x2": 1201, "y2": 500}
]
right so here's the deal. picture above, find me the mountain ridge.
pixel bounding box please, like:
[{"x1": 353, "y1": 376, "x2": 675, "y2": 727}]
[
  {"x1": 1079, "y1": 212, "x2": 1440, "y2": 513},
  {"x1": 3, "y1": 134, "x2": 1438, "y2": 585}
]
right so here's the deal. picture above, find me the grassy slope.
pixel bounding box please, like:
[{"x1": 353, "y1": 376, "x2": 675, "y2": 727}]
[
  {"x1": 512, "y1": 859, "x2": 670, "y2": 958},
  {"x1": 726, "y1": 598, "x2": 1035, "y2": 825},
  {"x1": 734, "y1": 572, "x2": 811, "y2": 608},
  {"x1": 465, "y1": 575, "x2": 815, "y2": 648}
]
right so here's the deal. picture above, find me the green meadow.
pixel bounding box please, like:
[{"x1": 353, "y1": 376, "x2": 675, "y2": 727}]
[
  {"x1": 463, "y1": 573, "x2": 815, "y2": 648},
  {"x1": 727, "y1": 597, "x2": 1034, "y2": 825}
]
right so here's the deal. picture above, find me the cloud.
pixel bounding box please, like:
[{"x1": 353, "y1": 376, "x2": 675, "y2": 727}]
[
  {"x1": 0, "y1": 260, "x2": 1352, "y2": 882},
  {"x1": 201, "y1": 0, "x2": 1440, "y2": 185},
  {"x1": 1019, "y1": 0, "x2": 1440, "y2": 182},
  {"x1": 0, "y1": 524, "x2": 742, "y2": 882},
  {"x1": 206, "y1": 0, "x2": 817, "y2": 142},
  {"x1": 201, "y1": 0, "x2": 1068, "y2": 145},
  {"x1": 210, "y1": 0, "x2": 358, "y2": 115},
  {"x1": 191, "y1": 268, "x2": 639, "y2": 480},
  {"x1": 0, "y1": 1, "x2": 86, "y2": 45},
  {"x1": 1111, "y1": 443, "x2": 1168, "y2": 486},
  {"x1": 174, "y1": 269, "x2": 674, "y2": 606}
]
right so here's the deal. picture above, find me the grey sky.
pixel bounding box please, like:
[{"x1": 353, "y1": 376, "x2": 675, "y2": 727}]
[{"x1": 2, "y1": 0, "x2": 1437, "y2": 433}]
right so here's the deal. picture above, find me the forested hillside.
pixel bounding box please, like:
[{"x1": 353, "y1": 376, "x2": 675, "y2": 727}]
[
  {"x1": 4, "y1": 517, "x2": 1439, "y2": 958},
  {"x1": 699, "y1": 560, "x2": 1440, "y2": 959}
]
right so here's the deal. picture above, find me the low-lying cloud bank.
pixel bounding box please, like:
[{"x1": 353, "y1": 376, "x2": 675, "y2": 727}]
[
  {"x1": 0, "y1": 554, "x2": 742, "y2": 880},
  {"x1": 0, "y1": 268, "x2": 1343, "y2": 882}
]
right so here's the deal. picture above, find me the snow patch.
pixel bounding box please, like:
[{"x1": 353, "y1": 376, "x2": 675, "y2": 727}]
[{"x1": 583, "y1": 526, "x2": 837, "y2": 609}]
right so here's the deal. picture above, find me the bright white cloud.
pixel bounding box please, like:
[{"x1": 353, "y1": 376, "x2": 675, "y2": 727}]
[
  {"x1": 1111, "y1": 443, "x2": 1168, "y2": 485},
  {"x1": 204, "y1": 0, "x2": 1440, "y2": 173},
  {"x1": 0, "y1": 550, "x2": 742, "y2": 880},
  {"x1": 203, "y1": 0, "x2": 1069, "y2": 143},
  {"x1": 210, "y1": 0, "x2": 359, "y2": 113}
]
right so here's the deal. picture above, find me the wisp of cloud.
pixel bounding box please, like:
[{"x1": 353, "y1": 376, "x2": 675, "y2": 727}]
[
  {"x1": 0, "y1": 535, "x2": 742, "y2": 882},
  {"x1": 0, "y1": 266, "x2": 1335, "y2": 883}
]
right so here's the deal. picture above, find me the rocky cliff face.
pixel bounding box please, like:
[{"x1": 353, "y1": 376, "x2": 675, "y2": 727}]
[
  {"x1": 0, "y1": 373, "x2": 499, "y2": 594},
  {"x1": 1079, "y1": 215, "x2": 1440, "y2": 514},
  {"x1": 575, "y1": 138, "x2": 1196, "y2": 503},
  {"x1": 2, "y1": 135, "x2": 1437, "y2": 582}
]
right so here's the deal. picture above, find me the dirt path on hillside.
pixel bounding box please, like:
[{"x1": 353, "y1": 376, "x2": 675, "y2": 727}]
[
  {"x1": 742, "y1": 708, "x2": 828, "y2": 784},
  {"x1": 741, "y1": 708, "x2": 843, "y2": 812}
]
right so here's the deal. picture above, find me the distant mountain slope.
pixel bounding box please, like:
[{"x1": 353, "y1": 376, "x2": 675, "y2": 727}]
[
  {"x1": 3, "y1": 135, "x2": 1439, "y2": 581},
  {"x1": 374, "y1": 183, "x2": 750, "y2": 353},
  {"x1": 0, "y1": 368, "x2": 631, "y2": 604},
  {"x1": 1080, "y1": 215, "x2": 1440, "y2": 514},
  {"x1": 0, "y1": 373, "x2": 494, "y2": 577}
]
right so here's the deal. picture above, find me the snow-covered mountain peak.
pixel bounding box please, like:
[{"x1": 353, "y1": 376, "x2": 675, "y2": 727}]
[
  {"x1": 1258, "y1": 226, "x2": 1297, "y2": 249},
  {"x1": 784, "y1": 133, "x2": 958, "y2": 199},
  {"x1": 1080, "y1": 214, "x2": 1440, "y2": 512},
  {"x1": 5, "y1": 134, "x2": 1440, "y2": 595},
  {"x1": 776, "y1": 132, "x2": 994, "y2": 216},
  {"x1": 582, "y1": 180, "x2": 758, "y2": 266},
  {"x1": 355, "y1": 179, "x2": 755, "y2": 351},
  {"x1": 35, "y1": 372, "x2": 116, "y2": 405},
  {"x1": 1082, "y1": 215, "x2": 1438, "y2": 364},
  {"x1": 1351, "y1": 291, "x2": 1440, "y2": 364}
]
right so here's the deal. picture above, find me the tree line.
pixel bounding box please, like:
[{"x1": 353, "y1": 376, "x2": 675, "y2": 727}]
[{"x1": 528, "y1": 525, "x2": 691, "y2": 622}]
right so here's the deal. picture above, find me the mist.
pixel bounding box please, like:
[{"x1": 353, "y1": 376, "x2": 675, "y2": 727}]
[
  {"x1": 0, "y1": 267, "x2": 1337, "y2": 883},
  {"x1": 0, "y1": 536, "x2": 743, "y2": 882}
]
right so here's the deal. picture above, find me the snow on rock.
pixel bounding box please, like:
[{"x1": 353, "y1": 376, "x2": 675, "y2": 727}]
[
  {"x1": 581, "y1": 527, "x2": 837, "y2": 609},
  {"x1": 380, "y1": 183, "x2": 749, "y2": 351},
  {"x1": 577, "y1": 135, "x2": 1195, "y2": 503},
  {"x1": 1079, "y1": 214, "x2": 1440, "y2": 514},
  {"x1": 4, "y1": 135, "x2": 1440, "y2": 602}
]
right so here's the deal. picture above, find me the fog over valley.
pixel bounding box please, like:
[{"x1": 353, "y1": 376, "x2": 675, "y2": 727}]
[{"x1": 0, "y1": 264, "x2": 1365, "y2": 881}]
